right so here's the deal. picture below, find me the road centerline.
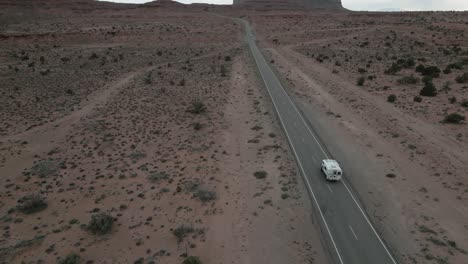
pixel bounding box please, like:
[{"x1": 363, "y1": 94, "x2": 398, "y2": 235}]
[{"x1": 349, "y1": 225, "x2": 359, "y2": 240}]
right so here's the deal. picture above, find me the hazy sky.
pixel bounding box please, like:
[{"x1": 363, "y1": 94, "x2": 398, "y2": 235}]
[{"x1": 101, "y1": 0, "x2": 468, "y2": 11}]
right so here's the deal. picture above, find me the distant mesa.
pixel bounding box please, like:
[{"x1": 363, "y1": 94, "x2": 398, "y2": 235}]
[{"x1": 233, "y1": 0, "x2": 344, "y2": 10}]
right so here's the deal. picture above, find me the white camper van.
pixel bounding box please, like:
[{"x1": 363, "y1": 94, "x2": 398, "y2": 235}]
[{"x1": 321, "y1": 159, "x2": 342, "y2": 181}]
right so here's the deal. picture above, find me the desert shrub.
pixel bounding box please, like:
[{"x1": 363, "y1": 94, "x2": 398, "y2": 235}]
[
  {"x1": 16, "y1": 194, "x2": 47, "y2": 214},
  {"x1": 173, "y1": 224, "x2": 194, "y2": 243},
  {"x1": 30, "y1": 160, "x2": 61, "y2": 178},
  {"x1": 89, "y1": 53, "x2": 98, "y2": 59},
  {"x1": 224, "y1": 56, "x2": 231, "y2": 61},
  {"x1": 187, "y1": 101, "x2": 206, "y2": 114},
  {"x1": 384, "y1": 63, "x2": 402, "y2": 75},
  {"x1": 393, "y1": 57, "x2": 415, "y2": 69},
  {"x1": 422, "y1": 76, "x2": 433, "y2": 85},
  {"x1": 443, "y1": 113, "x2": 465, "y2": 124},
  {"x1": 59, "y1": 253, "x2": 80, "y2": 264},
  {"x1": 455, "y1": 72, "x2": 468, "y2": 83},
  {"x1": 447, "y1": 61, "x2": 463, "y2": 70},
  {"x1": 443, "y1": 67, "x2": 452, "y2": 74},
  {"x1": 183, "y1": 256, "x2": 202, "y2": 264},
  {"x1": 357, "y1": 77, "x2": 365, "y2": 86},
  {"x1": 193, "y1": 122, "x2": 202, "y2": 130},
  {"x1": 415, "y1": 64, "x2": 425, "y2": 72},
  {"x1": 461, "y1": 100, "x2": 468, "y2": 107},
  {"x1": 254, "y1": 171, "x2": 267, "y2": 179},
  {"x1": 419, "y1": 81, "x2": 437, "y2": 97},
  {"x1": 417, "y1": 65, "x2": 441, "y2": 78},
  {"x1": 220, "y1": 65, "x2": 227, "y2": 77},
  {"x1": 414, "y1": 96, "x2": 422, "y2": 102},
  {"x1": 195, "y1": 189, "x2": 216, "y2": 202},
  {"x1": 398, "y1": 75, "x2": 419, "y2": 84},
  {"x1": 358, "y1": 68, "x2": 367, "y2": 74},
  {"x1": 449, "y1": 96, "x2": 456, "y2": 104},
  {"x1": 128, "y1": 151, "x2": 146, "y2": 162},
  {"x1": 179, "y1": 79, "x2": 185, "y2": 86},
  {"x1": 144, "y1": 74, "x2": 152, "y2": 84},
  {"x1": 387, "y1": 94, "x2": 397, "y2": 103},
  {"x1": 87, "y1": 213, "x2": 114, "y2": 235},
  {"x1": 148, "y1": 172, "x2": 169, "y2": 182}
]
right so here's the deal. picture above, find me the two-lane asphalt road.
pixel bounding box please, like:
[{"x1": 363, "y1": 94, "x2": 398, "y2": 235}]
[{"x1": 241, "y1": 19, "x2": 398, "y2": 264}]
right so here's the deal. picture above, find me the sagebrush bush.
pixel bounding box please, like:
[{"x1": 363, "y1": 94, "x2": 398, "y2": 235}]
[
  {"x1": 443, "y1": 113, "x2": 465, "y2": 124},
  {"x1": 254, "y1": 171, "x2": 267, "y2": 179},
  {"x1": 414, "y1": 96, "x2": 422, "y2": 102},
  {"x1": 59, "y1": 253, "x2": 80, "y2": 264},
  {"x1": 195, "y1": 189, "x2": 216, "y2": 202},
  {"x1": 148, "y1": 172, "x2": 169, "y2": 182},
  {"x1": 455, "y1": 72, "x2": 468, "y2": 83},
  {"x1": 183, "y1": 256, "x2": 202, "y2": 264},
  {"x1": 87, "y1": 213, "x2": 114, "y2": 235},
  {"x1": 17, "y1": 194, "x2": 47, "y2": 214},
  {"x1": 387, "y1": 94, "x2": 397, "y2": 103},
  {"x1": 384, "y1": 63, "x2": 402, "y2": 75},
  {"x1": 187, "y1": 101, "x2": 207, "y2": 114},
  {"x1": 398, "y1": 75, "x2": 419, "y2": 84},
  {"x1": 173, "y1": 224, "x2": 194, "y2": 243},
  {"x1": 357, "y1": 77, "x2": 365, "y2": 86},
  {"x1": 419, "y1": 81, "x2": 437, "y2": 97},
  {"x1": 416, "y1": 65, "x2": 441, "y2": 78}
]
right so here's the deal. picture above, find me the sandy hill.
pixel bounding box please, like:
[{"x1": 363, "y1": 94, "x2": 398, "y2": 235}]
[{"x1": 233, "y1": 0, "x2": 343, "y2": 10}]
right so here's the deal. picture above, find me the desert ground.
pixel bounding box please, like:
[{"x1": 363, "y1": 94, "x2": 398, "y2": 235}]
[
  {"x1": 0, "y1": 3, "x2": 327, "y2": 264},
  {"x1": 242, "y1": 10, "x2": 468, "y2": 264}
]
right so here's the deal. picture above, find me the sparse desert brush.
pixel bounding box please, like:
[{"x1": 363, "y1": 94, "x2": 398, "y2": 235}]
[
  {"x1": 144, "y1": 74, "x2": 152, "y2": 84},
  {"x1": 193, "y1": 122, "x2": 203, "y2": 130},
  {"x1": 16, "y1": 194, "x2": 47, "y2": 214},
  {"x1": 387, "y1": 94, "x2": 396, "y2": 103},
  {"x1": 384, "y1": 63, "x2": 402, "y2": 75},
  {"x1": 398, "y1": 75, "x2": 419, "y2": 85},
  {"x1": 89, "y1": 52, "x2": 98, "y2": 59},
  {"x1": 173, "y1": 224, "x2": 194, "y2": 243},
  {"x1": 224, "y1": 56, "x2": 231, "y2": 61},
  {"x1": 357, "y1": 77, "x2": 365, "y2": 86},
  {"x1": 419, "y1": 81, "x2": 437, "y2": 97},
  {"x1": 195, "y1": 189, "x2": 216, "y2": 202},
  {"x1": 87, "y1": 213, "x2": 114, "y2": 235},
  {"x1": 148, "y1": 171, "x2": 169, "y2": 182},
  {"x1": 443, "y1": 113, "x2": 465, "y2": 124},
  {"x1": 397, "y1": 57, "x2": 416, "y2": 68},
  {"x1": 29, "y1": 159, "x2": 62, "y2": 178},
  {"x1": 254, "y1": 170, "x2": 267, "y2": 179},
  {"x1": 128, "y1": 151, "x2": 146, "y2": 162},
  {"x1": 455, "y1": 72, "x2": 468, "y2": 83},
  {"x1": 220, "y1": 65, "x2": 227, "y2": 77},
  {"x1": 416, "y1": 65, "x2": 441, "y2": 78},
  {"x1": 187, "y1": 101, "x2": 206, "y2": 114},
  {"x1": 183, "y1": 256, "x2": 202, "y2": 264},
  {"x1": 461, "y1": 100, "x2": 468, "y2": 108},
  {"x1": 59, "y1": 253, "x2": 81, "y2": 264},
  {"x1": 179, "y1": 79, "x2": 186, "y2": 86}
]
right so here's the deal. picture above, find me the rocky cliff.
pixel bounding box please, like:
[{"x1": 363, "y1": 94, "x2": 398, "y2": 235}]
[{"x1": 233, "y1": 0, "x2": 343, "y2": 10}]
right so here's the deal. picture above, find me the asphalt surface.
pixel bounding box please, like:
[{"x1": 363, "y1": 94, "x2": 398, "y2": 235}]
[{"x1": 241, "y1": 19, "x2": 398, "y2": 264}]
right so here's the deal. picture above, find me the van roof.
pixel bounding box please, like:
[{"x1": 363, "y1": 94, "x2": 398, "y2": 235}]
[{"x1": 323, "y1": 159, "x2": 342, "y2": 170}]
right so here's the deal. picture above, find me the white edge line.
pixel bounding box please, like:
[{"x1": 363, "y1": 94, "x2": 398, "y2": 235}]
[
  {"x1": 247, "y1": 32, "x2": 345, "y2": 264},
  {"x1": 257, "y1": 30, "x2": 398, "y2": 264}
]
